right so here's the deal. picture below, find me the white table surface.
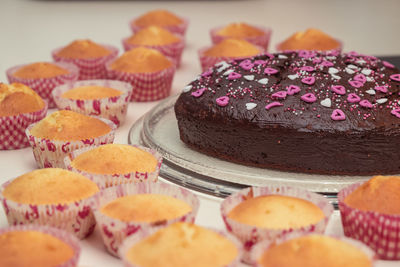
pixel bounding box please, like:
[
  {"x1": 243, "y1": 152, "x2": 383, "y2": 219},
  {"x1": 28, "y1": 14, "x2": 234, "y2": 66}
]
[{"x1": 1, "y1": 0, "x2": 400, "y2": 266}]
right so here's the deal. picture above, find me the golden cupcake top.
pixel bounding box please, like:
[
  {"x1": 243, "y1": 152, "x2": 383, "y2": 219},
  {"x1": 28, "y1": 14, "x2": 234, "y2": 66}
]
[
  {"x1": 216, "y1": 22, "x2": 265, "y2": 38},
  {"x1": 204, "y1": 38, "x2": 261, "y2": 58},
  {"x1": 0, "y1": 230, "x2": 75, "y2": 267},
  {"x1": 344, "y1": 176, "x2": 400, "y2": 215},
  {"x1": 13, "y1": 62, "x2": 69, "y2": 79},
  {"x1": 56, "y1": 39, "x2": 111, "y2": 59},
  {"x1": 125, "y1": 222, "x2": 238, "y2": 267},
  {"x1": 71, "y1": 144, "x2": 158, "y2": 175},
  {"x1": 110, "y1": 47, "x2": 172, "y2": 73},
  {"x1": 100, "y1": 194, "x2": 191, "y2": 223},
  {"x1": 30, "y1": 110, "x2": 112, "y2": 141},
  {"x1": 278, "y1": 28, "x2": 341, "y2": 51},
  {"x1": 61, "y1": 85, "x2": 123, "y2": 100},
  {"x1": 227, "y1": 195, "x2": 324, "y2": 229},
  {"x1": 126, "y1": 26, "x2": 180, "y2": 46},
  {"x1": 257, "y1": 235, "x2": 372, "y2": 267},
  {"x1": 133, "y1": 9, "x2": 183, "y2": 27},
  {"x1": 0, "y1": 83, "x2": 45, "y2": 116},
  {"x1": 2, "y1": 168, "x2": 99, "y2": 205}
]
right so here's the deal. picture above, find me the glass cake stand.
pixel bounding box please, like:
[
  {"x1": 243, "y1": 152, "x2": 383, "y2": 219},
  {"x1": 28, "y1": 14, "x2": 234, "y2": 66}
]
[{"x1": 128, "y1": 95, "x2": 372, "y2": 205}]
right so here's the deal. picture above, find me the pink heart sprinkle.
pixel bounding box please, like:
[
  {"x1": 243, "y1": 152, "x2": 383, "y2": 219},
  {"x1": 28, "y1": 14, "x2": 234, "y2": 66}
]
[
  {"x1": 313, "y1": 58, "x2": 322, "y2": 64},
  {"x1": 359, "y1": 99, "x2": 373, "y2": 108},
  {"x1": 390, "y1": 74, "x2": 400, "y2": 82},
  {"x1": 354, "y1": 74, "x2": 367, "y2": 83},
  {"x1": 264, "y1": 67, "x2": 279, "y2": 75},
  {"x1": 301, "y1": 76, "x2": 316, "y2": 85},
  {"x1": 265, "y1": 101, "x2": 283, "y2": 110},
  {"x1": 327, "y1": 50, "x2": 340, "y2": 57},
  {"x1": 201, "y1": 70, "x2": 213, "y2": 78},
  {"x1": 375, "y1": 85, "x2": 388, "y2": 93},
  {"x1": 321, "y1": 61, "x2": 334, "y2": 67},
  {"x1": 331, "y1": 85, "x2": 346, "y2": 95},
  {"x1": 298, "y1": 50, "x2": 316, "y2": 59},
  {"x1": 228, "y1": 72, "x2": 242, "y2": 80},
  {"x1": 216, "y1": 96, "x2": 229, "y2": 107},
  {"x1": 264, "y1": 53, "x2": 275, "y2": 59},
  {"x1": 391, "y1": 109, "x2": 400, "y2": 118},
  {"x1": 300, "y1": 66, "x2": 315, "y2": 72},
  {"x1": 383, "y1": 61, "x2": 395, "y2": 69},
  {"x1": 301, "y1": 93, "x2": 317, "y2": 103},
  {"x1": 271, "y1": 91, "x2": 287, "y2": 99},
  {"x1": 254, "y1": 60, "x2": 265, "y2": 65},
  {"x1": 287, "y1": 85, "x2": 301, "y2": 95},
  {"x1": 347, "y1": 93, "x2": 361, "y2": 103},
  {"x1": 191, "y1": 88, "x2": 206, "y2": 98},
  {"x1": 331, "y1": 109, "x2": 346, "y2": 121},
  {"x1": 348, "y1": 80, "x2": 364, "y2": 88},
  {"x1": 348, "y1": 51, "x2": 359, "y2": 57},
  {"x1": 239, "y1": 60, "x2": 254, "y2": 71}
]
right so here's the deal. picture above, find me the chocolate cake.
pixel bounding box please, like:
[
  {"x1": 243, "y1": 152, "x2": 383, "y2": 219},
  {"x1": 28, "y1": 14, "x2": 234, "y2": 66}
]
[{"x1": 174, "y1": 51, "x2": 400, "y2": 175}]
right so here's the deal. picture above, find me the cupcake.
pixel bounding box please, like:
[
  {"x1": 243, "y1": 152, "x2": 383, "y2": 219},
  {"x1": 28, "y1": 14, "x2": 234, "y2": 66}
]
[
  {"x1": 52, "y1": 80, "x2": 132, "y2": 127},
  {"x1": 276, "y1": 28, "x2": 342, "y2": 51},
  {"x1": 339, "y1": 175, "x2": 400, "y2": 260},
  {"x1": 0, "y1": 224, "x2": 80, "y2": 267},
  {"x1": 106, "y1": 47, "x2": 176, "y2": 102},
  {"x1": 130, "y1": 9, "x2": 188, "y2": 37},
  {"x1": 220, "y1": 186, "x2": 334, "y2": 262},
  {"x1": 65, "y1": 144, "x2": 162, "y2": 189},
  {"x1": 198, "y1": 38, "x2": 264, "y2": 71},
  {"x1": 210, "y1": 22, "x2": 271, "y2": 49},
  {"x1": 0, "y1": 168, "x2": 100, "y2": 239},
  {"x1": 6, "y1": 62, "x2": 79, "y2": 108},
  {"x1": 90, "y1": 182, "x2": 199, "y2": 256},
  {"x1": 120, "y1": 222, "x2": 242, "y2": 267},
  {"x1": 122, "y1": 26, "x2": 185, "y2": 67},
  {"x1": 26, "y1": 110, "x2": 116, "y2": 168},
  {"x1": 52, "y1": 39, "x2": 119, "y2": 80},
  {"x1": 0, "y1": 82, "x2": 47, "y2": 150}
]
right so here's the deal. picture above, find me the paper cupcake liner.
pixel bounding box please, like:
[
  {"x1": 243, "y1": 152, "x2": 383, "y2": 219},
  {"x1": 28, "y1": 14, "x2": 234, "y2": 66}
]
[
  {"x1": 0, "y1": 224, "x2": 81, "y2": 267},
  {"x1": 64, "y1": 144, "x2": 162, "y2": 189},
  {"x1": 25, "y1": 117, "x2": 116, "y2": 169},
  {"x1": 105, "y1": 59, "x2": 176, "y2": 102},
  {"x1": 220, "y1": 186, "x2": 334, "y2": 263},
  {"x1": 0, "y1": 102, "x2": 48, "y2": 150},
  {"x1": 275, "y1": 40, "x2": 343, "y2": 52},
  {"x1": 89, "y1": 182, "x2": 200, "y2": 257},
  {"x1": 250, "y1": 233, "x2": 377, "y2": 267},
  {"x1": 119, "y1": 224, "x2": 243, "y2": 267},
  {"x1": 339, "y1": 182, "x2": 400, "y2": 260},
  {"x1": 52, "y1": 80, "x2": 132, "y2": 127},
  {"x1": 52, "y1": 44, "x2": 119, "y2": 80},
  {"x1": 130, "y1": 17, "x2": 189, "y2": 37},
  {"x1": 0, "y1": 178, "x2": 97, "y2": 239},
  {"x1": 6, "y1": 62, "x2": 79, "y2": 108},
  {"x1": 210, "y1": 25, "x2": 272, "y2": 50}
]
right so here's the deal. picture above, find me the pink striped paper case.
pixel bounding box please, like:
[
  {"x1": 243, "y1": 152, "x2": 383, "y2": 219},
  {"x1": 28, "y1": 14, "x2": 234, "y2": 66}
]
[
  {"x1": 52, "y1": 80, "x2": 132, "y2": 127},
  {"x1": 52, "y1": 44, "x2": 119, "y2": 80},
  {"x1": 119, "y1": 224, "x2": 243, "y2": 267},
  {"x1": 130, "y1": 17, "x2": 189, "y2": 37},
  {"x1": 220, "y1": 186, "x2": 334, "y2": 263},
  {"x1": 6, "y1": 62, "x2": 79, "y2": 108},
  {"x1": 105, "y1": 59, "x2": 176, "y2": 102},
  {"x1": 210, "y1": 25, "x2": 272, "y2": 50},
  {"x1": 339, "y1": 182, "x2": 400, "y2": 260},
  {"x1": 0, "y1": 224, "x2": 81, "y2": 267},
  {"x1": 250, "y1": 233, "x2": 377, "y2": 267},
  {"x1": 0, "y1": 179, "x2": 97, "y2": 239},
  {"x1": 25, "y1": 117, "x2": 116, "y2": 169},
  {"x1": 64, "y1": 144, "x2": 162, "y2": 189},
  {"x1": 89, "y1": 182, "x2": 200, "y2": 257},
  {"x1": 0, "y1": 101, "x2": 47, "y2": 150}
]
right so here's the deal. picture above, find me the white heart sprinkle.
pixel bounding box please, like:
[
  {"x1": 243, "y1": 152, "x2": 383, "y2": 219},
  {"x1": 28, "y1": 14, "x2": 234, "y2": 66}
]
[
  {"x1": 278, "y1": 55, "x2": 288, "y2": 59},
  {"x1": 217, "y1": 62, "x2": 231, "y2": 73},
  {"x1": 183, "y1": 85, "x2": 192, "y2": 92},
  {"x1": 328, "y1": 67, "x2": 339, "y2": 74},
  {"x1": 215, "y1": 61, "x2": 227, "y2": 67},
  {"x1": 356, "y1": 59, "x2": 367, "y2": 65},
  {"x1": 326, "y1": 56, "x2": 336, "y2": 60},
  {"x1": 366, "y1": 89, "x2": 376, "y2": 95},
  {"x1": 288, "y1": 74, "x2": 298, "y2": 80},
  {"x1": 258, "y1": 78, "x2": 269, "y2": 85},
  {"x1": 244, "y1": 75, "x2": 255, "y2": 81},
  {"x1": 246, "y1": 103, "x2": 257, "y2": 110},
  {"x1": 376, "y1": 98, "x2": 388, "y2": 104},
  {"x1": 347, "y1": 64, "x2": 358, "y2": 69},
  {"x1": 345, "y1": 68, "x2": 355, "y2": 74},
  {"x1": 320, "y1": 98, "x2": 332, "y2": 108},
  {"x1": 366, "y1": 77, "x2": 374, "y2": 82},
  {"x1": 223, "y1": 69, "x2": 234, "y2": 76},
  {"x1": 331, "y1": 74, "x2": 341, "y2": 80},
  {"x1": 362, "y1": 69, "x2": 372, "y2": 76}
]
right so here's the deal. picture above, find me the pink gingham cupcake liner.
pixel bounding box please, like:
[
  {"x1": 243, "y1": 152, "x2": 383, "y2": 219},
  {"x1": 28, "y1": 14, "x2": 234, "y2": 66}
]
[
  {"x1": 52, "y1": 80, "x2": 132, "y2": 127},
  {"x1": 210, "y1": 25, "x2": 272, "y2": 50},
  {"x1": 0, "y1": 224, "x2": 81, "y2": 267},
  {"x1": 0, "y1": 101, "x2": 48, "y2": 150},
  {"x1": 0, "y1": 177, "x2": 98, "y2": 239},
  {"x1": 25, "y1": 117, "x2": 116, "y2": 168},
  {"x1": 339, "y1": 182, "x2": 400, "y2": 260},
  {"x1": 119, "y1": 224, "x2": 243, "y2": 267},
  {"x1": 130, "y1": 17, "x2": 189, "y2": 37},
  {"x1": 6, "y1": 62, "x2": 79, "y2": 108},
  {"x1": 52, "y1": 44, "x2": 119, "y2": 80},
  {"x1": 220, "y1": 186, "x2": 334, "y2": 263},
  {"x1": 89, "y1": 182, "x2": 200, "y2": 257},
  {"x1": 105, "y1": 59, "x2": 176, "y2": 102},
  {"x1": 64, "y1": 144, "x2": 162, "y2": 189}
]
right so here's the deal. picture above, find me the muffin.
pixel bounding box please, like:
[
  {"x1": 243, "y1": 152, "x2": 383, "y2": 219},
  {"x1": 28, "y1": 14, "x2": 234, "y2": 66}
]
[
  {"x1": 276, "y1": 28, "x2": 341, "y2": 51},
  {"x1": 120, "y1": 222, "x2": 241, "y2": 267},
  {"x1": 198, "y1": 38, "x2": 264, "y2": 71},
  {"x1": 106, "y1": 47, "x2": 176, "y2": 102},
  {"x1": 0, "y1": 83, "x2": 47, "y2": 150},
  {"x1": 52, "y1": 80, "x2": 132, "y2": 127},
  {"x1": 130, "y1": 9, "x2": 189, "y2": 37},
  {"x1": 0, "y1": 224, "x2": 80, "y2": 267},
  {"x1": 7, "y1": 62, "x2": 79, "y2": 108},
  {"x1": 0, "y1": 168, "x2": 100, "y2": 239},
  {"x1": 26, "y1": 110, "x2": 116, "y2": 168},
  {"x1": 52, "y1": 39, "x2": 119, "y2": 80},
  {"x1": 339, "y1": 176, "x2": 400, "y2": 260},
  {"x1": 90, "y1": 182, "x2": 199, "y2": 256},
  {"x1": 65, "y1": 144, "x2": 162, "y2": 189},
  {"x1": 123, "y1": 26, "x2": 185, "y2": 67}
]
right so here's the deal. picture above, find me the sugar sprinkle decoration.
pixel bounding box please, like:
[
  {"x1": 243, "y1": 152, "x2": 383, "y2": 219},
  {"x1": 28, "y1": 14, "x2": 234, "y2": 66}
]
[
  {"x1": 246, "y1": 103, "x2": 257, "y2": 110},
  {"x1": 201, "y1": 69, "x2": 213, "y2": 78},
  {"x1": 191, "y1": 88, "x2": 206, "y2": 98},
  {"x1": 264, "y1": 67, "x2": 279, "y2": 75},
  {"x1": 331, "y1": 109, "x2": 346, "y2": 121},
  {"x1": 359, "y1": 99, "x2": 373, "y2": 108},
  {"x1": 348, "y1": 80, "x2": 364, "y2": 88},
  {"x1": 265, "y1": 102, "x2": 283, "y2": 110},
  {"x1": 271, "y1": 91, "x2": 287, "y2": 100},
  {"x1": 223, "y1": 69, "x2": 234, "y2": 76},
  {"x1": 331, "y1": 85, "x2": 346, "y2": 95},
  {"x1": 288, "y1": 74, "x2": 299, "y2": 80},
  {"x1": 216, "y1": 96, "x2": 229, "y2": 107},
  {"x1": 258, "y1": 78, "x2": 269, "y2": 85},
  {"x1": 383, "y1": 61, "x2": 395, "y2": 69},
  {"x1": 301, "y1": 93, "x2": 317, "y2": 103},
  {"x1": 365, "y1": 89, "x2": 376, "y2": 95},
  {"x1": 391, "y1": 109, "x2": 400, "y2": 118},
  {"x1": 228, "y1": 72, "x2": 242, "y2": 80},
  {"x1": 376, "y1": 98, "x2": 388, "y2": 104},
  {"x1": 244, "y1": 75, "x2": 255, "y2": 81},
  {"x1": 390, "y1": 74, "x2": 400, "y2": 82},
  {"x1": 374, "y1": 85, "x2": 388, "y2": 93},
  {"x1": 347, "y1": 93, "x2": 361, "y2": 103},
  {"x1": 286, "y1": 85, "x2": 301, "y2": 95},
  {"x1": 301, "y1": 76, "x2": 316, "y2": 85},
  {"x1": 183, "y1": 85, "x2": 192, "y2": 93},
  {"x1": 320, "y1": 98, "x2": 332, "y2": 108}
]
